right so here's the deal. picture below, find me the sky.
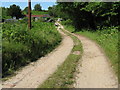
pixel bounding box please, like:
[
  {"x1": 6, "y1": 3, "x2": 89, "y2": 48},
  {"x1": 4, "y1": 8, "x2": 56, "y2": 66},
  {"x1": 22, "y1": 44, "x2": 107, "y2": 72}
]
[{"x1": 1, "y1": 0, "x2": 57, "y2": 10}]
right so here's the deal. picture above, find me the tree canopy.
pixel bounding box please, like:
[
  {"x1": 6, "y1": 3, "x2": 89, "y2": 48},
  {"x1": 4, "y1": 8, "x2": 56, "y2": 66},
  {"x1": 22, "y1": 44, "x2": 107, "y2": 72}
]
[
  {"x1": 7, "y1": 4, "x2": 23, "y2": 19},
  {"x1": 34, "y1": 4, "x2": 42, "y2": 11},
  {"x1": 23, "y1": 7, "x2": 28, "y2": 14},
  {"x1": 50, "y1": 2, "x2": 120, "y2": 31}
]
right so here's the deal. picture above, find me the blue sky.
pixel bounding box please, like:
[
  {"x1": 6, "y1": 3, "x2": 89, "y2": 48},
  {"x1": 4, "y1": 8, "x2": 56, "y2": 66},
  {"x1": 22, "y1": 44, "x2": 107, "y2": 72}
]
[{"x1": 1, "y1": 1, "x2": 57, "y2": 10}]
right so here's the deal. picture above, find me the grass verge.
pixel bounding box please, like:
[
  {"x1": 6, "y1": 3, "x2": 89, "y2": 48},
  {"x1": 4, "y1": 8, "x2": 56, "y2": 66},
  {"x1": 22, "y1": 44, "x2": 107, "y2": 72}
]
[{"x1": 38, "y1": 27, "x2": 83, "y2": 88}]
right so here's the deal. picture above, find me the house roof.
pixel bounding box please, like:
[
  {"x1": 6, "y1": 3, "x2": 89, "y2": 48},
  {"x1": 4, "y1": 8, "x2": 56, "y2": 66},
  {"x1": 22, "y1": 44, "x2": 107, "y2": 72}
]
[{"x1": 25, "y1": 14, "x2": 50, "y2": 18}]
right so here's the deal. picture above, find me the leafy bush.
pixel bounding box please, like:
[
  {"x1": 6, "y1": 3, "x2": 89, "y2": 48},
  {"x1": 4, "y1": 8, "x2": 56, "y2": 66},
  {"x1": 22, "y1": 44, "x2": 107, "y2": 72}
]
[
  {"x1": 2, "y1": 21, "x2": 61, "y2": 77},
  {"x1": 61, "y1": 19, "x2": 72, "y2": 26},
  {"x1": 2, "y1": 41, "x2": 29, "y2": 76},
  {"x1": 61, "y1": 20, "x2": 75, "y2": 32}
]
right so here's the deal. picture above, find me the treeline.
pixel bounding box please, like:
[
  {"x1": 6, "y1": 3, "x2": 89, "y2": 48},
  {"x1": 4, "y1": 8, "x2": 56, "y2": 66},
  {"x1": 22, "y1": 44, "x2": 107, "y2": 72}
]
[
  {"x1": 48, "y1": 2, "x2": 120, "y2": 31},
  {"x1": 1, "y1": 3, "x2": 46, "y2": 19},
  {"x1": 1, "y1": 5, "x2": 24, "y2": 19}
]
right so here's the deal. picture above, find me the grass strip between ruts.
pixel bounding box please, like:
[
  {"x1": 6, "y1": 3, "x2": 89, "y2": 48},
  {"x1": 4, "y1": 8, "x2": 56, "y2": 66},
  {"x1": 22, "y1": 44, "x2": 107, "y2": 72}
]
[{"x1": 38, "y1": 27, "x2": 83, "y2": 88}]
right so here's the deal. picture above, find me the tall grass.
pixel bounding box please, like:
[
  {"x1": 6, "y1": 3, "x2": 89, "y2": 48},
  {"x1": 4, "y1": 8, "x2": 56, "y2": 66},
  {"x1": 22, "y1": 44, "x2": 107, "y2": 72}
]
[{"x1": 2, "y1": 21, "x2": 61, "y2": 77}]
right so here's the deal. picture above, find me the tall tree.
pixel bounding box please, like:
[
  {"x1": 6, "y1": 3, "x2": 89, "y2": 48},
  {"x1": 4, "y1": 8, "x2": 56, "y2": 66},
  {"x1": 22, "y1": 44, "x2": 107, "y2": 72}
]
[
  {"x1": 23, "y1": 7, "x2": 28, "y2": 14},
  {"x1": 55, "y1": 2, "x2": 119, "y2": 30},
  {"x1": 7, "y1": 4, "x2": 22, "y2": 19},
  {"x1": 34, "y1": 4, "x2": 42, "y2": 11},
  {"x1": 56, "y1": 2, "x2": 96, "y2": 30},
  {"x1": 48, "y1": 6, "x2": 57, "y2": 17},
  {"x1": 1, "y1": 7, "x2": 11, "y2": 19},
  {"x1": 1, "y1": 7, "x2": 7, "y2": 18}
]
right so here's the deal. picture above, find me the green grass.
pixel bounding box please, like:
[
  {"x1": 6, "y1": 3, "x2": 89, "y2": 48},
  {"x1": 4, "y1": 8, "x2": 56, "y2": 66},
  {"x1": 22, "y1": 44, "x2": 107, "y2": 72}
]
[
  {"x1": 22, "y1": 10, "x2": 48, "y2": 15},
  {"x1": 31, "y1": 11, "x2": 48, "y2": 15},
  {"x1": 38, "y1": 28, "x2": 83, "y2": 88},
  {"x1": 2, "y1": 21, "x2": 61, "y2": 78}
]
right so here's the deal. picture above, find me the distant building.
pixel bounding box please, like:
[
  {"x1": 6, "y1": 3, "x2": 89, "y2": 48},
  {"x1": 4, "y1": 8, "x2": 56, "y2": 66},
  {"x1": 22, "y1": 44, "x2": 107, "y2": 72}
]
[
  {"x1": 13, "y1": 16, "x2": 16, "y2": 19},
  {"x1": 4, "y1": 19, "x2": 18, "y2": 22},
  {"x1": 25, "y1": 14, "x2": 51, "y2": 22},
  {"x1": 35, "y1": 17, "x2": 39, "y2": 21},
  {"x1": 19, "y1": 18, "x2": 22, "y2": 20}
]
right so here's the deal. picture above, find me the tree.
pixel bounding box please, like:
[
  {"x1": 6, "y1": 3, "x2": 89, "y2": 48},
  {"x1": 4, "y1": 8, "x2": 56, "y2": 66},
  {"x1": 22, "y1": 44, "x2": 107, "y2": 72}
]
[
  {"x1": 34, "y1": 4, "x2": 42, "y2": 11},
  {"x1": 23, "y1": 7, "x2": 28, "y2": 14},
  {"x1": 56, "y1": 2, "x2": 96, "y2": 30},
  {"x1": 48, "y1": 6, "x2": 57, "y2": 17},
  {"x1": 1, "y1": 7, "x2": 7, "y2": 18},
  {"x1": 48, "y1": 6, "x2": 53, "y2": 16},
  {"x1": 55, "y1": 2, "x2": 119, "y2": 31},
  {"x1": 81, "y1": 2, "x2": 120, "y2": 28},
  {"x1": 7, "y1": 4, "x2": 23, "y2": 19}
]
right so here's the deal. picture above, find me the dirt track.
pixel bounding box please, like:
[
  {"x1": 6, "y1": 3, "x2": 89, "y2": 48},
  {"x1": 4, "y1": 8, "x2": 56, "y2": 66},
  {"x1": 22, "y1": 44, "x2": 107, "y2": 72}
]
[
  {"x1": 2, "y1": 23, "x2": 118, "y2": 88},
  {"x1": 73, "y1": 34, "x2": 118, "y2": 88},
  {"x1": 2, "y1": 27, "x2": 74, "y2": 88},
  {"x1": 58, "y1": 23, "x2": 118, "y2": 88}
]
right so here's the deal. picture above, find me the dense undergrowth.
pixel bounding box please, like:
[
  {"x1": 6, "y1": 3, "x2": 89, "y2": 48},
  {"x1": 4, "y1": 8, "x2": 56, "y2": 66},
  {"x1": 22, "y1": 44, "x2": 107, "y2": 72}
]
[
  {"x1": 2, "y1": 21, "x2": 61, "y2": 77},
  {"x1": 61, "y1": 21, "x2": 119, "y2": 77}
]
